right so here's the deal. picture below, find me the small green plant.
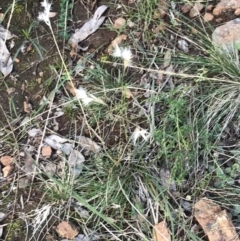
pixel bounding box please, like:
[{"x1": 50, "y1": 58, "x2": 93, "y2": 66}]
[{"x1": 59, "y1": 0, "x2": 74, "y2": 39}]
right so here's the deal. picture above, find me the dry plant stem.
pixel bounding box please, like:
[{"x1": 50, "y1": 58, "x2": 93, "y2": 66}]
[
  {"x1": 0, "y1": 106, "x2": 22, "y2": 224},
  {"x1": 34, "y1": 20, "x2": 91, "y2": 165},
  {"x1": 100, "y1": 223, "x2": 121, "y2": 241},
  {"x1": 118, "y1": 177, "x2": 154, "y2": 228},
  {"x1": 0, "y1": 85, "x2": 157, "y2": 141},
  {"x1": 5, "y1": 0, "x2": 15, "y2": 42},
  {"x1": 102, "y1": 60, "x2": 240, "y2": 85},
  {"x1": 47, "y1": 22, "x2": 104, "y2": 145}
]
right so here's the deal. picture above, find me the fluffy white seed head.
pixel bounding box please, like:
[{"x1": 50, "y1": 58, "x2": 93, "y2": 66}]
[
  {"x1": 38, "y1": 0, "x2": 52, "y2": 26},
  {"x1": 112, "y1": 45, "x2": 132, "y2": 68}
]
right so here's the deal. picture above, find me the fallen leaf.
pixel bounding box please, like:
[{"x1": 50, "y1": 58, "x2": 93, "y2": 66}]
[
  {"x1": 65, "y1": 81, "x2": 76, "y2": 96},
  {"x1": 2, "y1": 165, "x2": 13, "y2": 177},
  {"x1": 203, "y1": 12, "x2": 214, "y2": 22},
  {"x1": 28, "y1": 128, "x2": 42, "y2": 137},
  {"x1": 194, "y1": 198, "x2": 240, "y2": 241},
  {"x1": 181, "y1": 4, "x2": 192, "y2": 13},
  {"x1": 26, "y1": 44, "x2": 32, "y2": 52},
  {"x1": 0, "y1": 13, "x2": 4, "y2": 22},
  {"x1": 206, "y1": 4, "x2": 214, "y2": 11},
  {"x1": 235, "y1": 8, "x2": 240, "y2": 15},
  {"x1": 76, "y1": 136, "x2": 101, "y2": 153},
  {"x1": 0, "y1": 38, "x2": 13, "y2": 76},
  {"x1": 0, "y1": 156, "x2": 14, "y2": 166},
  {"x1": 113, "y1": 17, "x2": 126, "y2": 29},
  {"x1": 9, "y1": 39, "x2": 15, "y2": 49},
  {"x1": 189, "y1": 3, "x2": 204, "y2": 18},
  {"x1": 44, "y1": 162, "x2": 56, "y2": 176},
  {"x1": 37, "y1": 78, "x2": 42, "y2": 84},
  {"x1": 153, "y1": 221, "x2": 171, "y2": 241},
  {"x1": 163, "y1": 50, "x2": 171, "y2": 68},
  {"x1": 178, "y1": 39, "x2": 189, "y2": 53},
  {"x1": 6, "y1": 87, "x2": 15, "y2": 95},
  {"x1": 41, "y1": 146, "x2": 52, "y2": 157},
  {"x1": 159, "y1": 168, "x2": 176, "y2": 192},
  {"x1": 127, "y1": 20, "x2": 135, "y2": 28},
  {"x1": 74, "y1": 58, "x2": 87, "y2": 76},
  {"x1": 0, "y1": 24, "x2": 16, "y2": 40},
  {"x1": 20, "y1": 116, "x2": 30, "y2": 126},
  {"x1": 0, "y1": 213, "x2": 5, "y2": 221},
  {"x1": 24, "y1": 149, "x2": 34, "y2": 180},
  {"x1": 215, "y1": 18, "x2": 223, "y2": 23},
  {"x1": 107, "y1": 34, "x2": 127, "y2": 54},
  {"x1": 0, "y1": 225, "x2": 3, "y2": 238},
  {"x1": 23, "y1": 101, "x2": 32, "y2": 113},
  {"x1": 44, "y1": 134, "x2": 73, "y2": 155},
  {"x1": 122, "y1": 88, "x2": 133, "y2": 99},
  {"x1": 56, "y1": 221, "x2": 78, "y2": 239},
  {"x1": 18, "y1": 177, "x2": 29, "y2": 189},
  {"x1": 68, "y1": 149, "x2": 85, "y2": 177},
  {"x1": 153, "y1": 0, "x2": 168, "y2": 19},
  {"x1": 68, "y1": 5, "x2": 108, "y2": 55},
  {"x1": 152, "y1": 22, "x2": 166, "y2": 33}
]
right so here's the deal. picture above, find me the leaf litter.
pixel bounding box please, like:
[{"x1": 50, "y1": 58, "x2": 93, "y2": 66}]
[
  {"x1": 0, "y1": 24, "x2": 15, "y2": 76},
  {"x1": 153, "y1": 221, "x2": 171, "y2": 241},
  {"x1": 56, "y1": 221, "x2": 78, "y2": 239},
  {"x1": 2, "y1": 0, "x2": 240, "y2": 240},
  {"x1": 68, "y1": 5, "x2": 108, "y2": 56},
  {"x1": 194, "y1": 198, "x2": 240, "y2": 241}
]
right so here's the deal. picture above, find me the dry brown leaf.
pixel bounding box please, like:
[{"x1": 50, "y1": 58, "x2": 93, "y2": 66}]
[
  {"x1": 113, "y1": 17, "x2": 126, "y2": 29},
  {"x1": 0, "y1": 13, "x2": 4, "y2": 22},
  {"x1": 23, "y1": 101, "x2": 32, "y2": 113},
  {"x1": 6, "y1": 87, "x2": 15, "y2": 95},
  {"x1": 189, "y1": 3, "x2": 204, "y2": 18},
  {"x1": 153, "y1": 0, "x2": 168, "y2": 19},
  {"x1": 107, "y1": 34, "x2": 127, "y2": 54},
  {"x1": 68, "y1": 5, "x2": 108, "y2": 56},
  {"x1": 206, "y1": 4, "x2": 214, "y2": 11},
  {"x1": 24, "y1": 149, "x2": 34, "y2": 180},
  {"x1": 153, "y1": 9, "x2": 167, "y2": 19},
  {"x1": 235, "y1": 8, "x2": 240, "y2": 15},
  {"x1": 153, "y1": 221, "x2": 171, "y2": 241},
  {"x1": 65, "y1": 81, "x2": 76, "y2": 96},
  {"x1": 122, "y1": 88, "x2": 133, "y2": 99},
  {"x1": 163, "y1": 50, "x2": 171, "y2": 68},
  {"x1": 37, "y1": 78, "x2": 42, "y2": 84},
  {"x1": 181, "y1": 4, "x2": 192, "y2": 13},
  {"x1": 112, "y1": 33, "x2": 127, "y2": 45},
  {"x1": 213, "y1": 0, "x2": 240, "y2": 16},
  {"x1": 215, "y1": 18, "x2": 223, "y2": 23},
  {"x1": 76, "y1": 136, "x2": 101, "y2": 153},
  {"x1": 41, "y1": 146, "x2": 52, "y2": 157},
  {"x1": 203, "y1": 13, "x2": 214, "y2": 22},
  {"x1": 56, "y1": 221, "x2": 78, "y2": 239},
  {"x1": 0, "y1": 156, "x2": 14, "y2": 166},
  {"x1": 0, "y1": 39, "x2": 13, "y2": 76},
  {"x1": 2, "y1": 165, "x2": 13, "y2": 177},
  {"x1": 152, "y1": 22, "x2": 166, "y2": 33},
  {"x1": 194, "y1": 198, "x2": 240, "y2": 241},
  {"x1": 26, "y1": 44, "x2": 32, "y2": 52}
]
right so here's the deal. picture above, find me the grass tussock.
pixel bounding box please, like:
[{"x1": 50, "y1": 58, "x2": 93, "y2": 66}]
[{"x1": 1, "y1": 0, "x2": 240, "y2": 240}]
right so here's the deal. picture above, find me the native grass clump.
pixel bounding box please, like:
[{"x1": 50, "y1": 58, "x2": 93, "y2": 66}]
[{"x1": 1, "y1": 0, "x2": 240, "y2": 240}]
